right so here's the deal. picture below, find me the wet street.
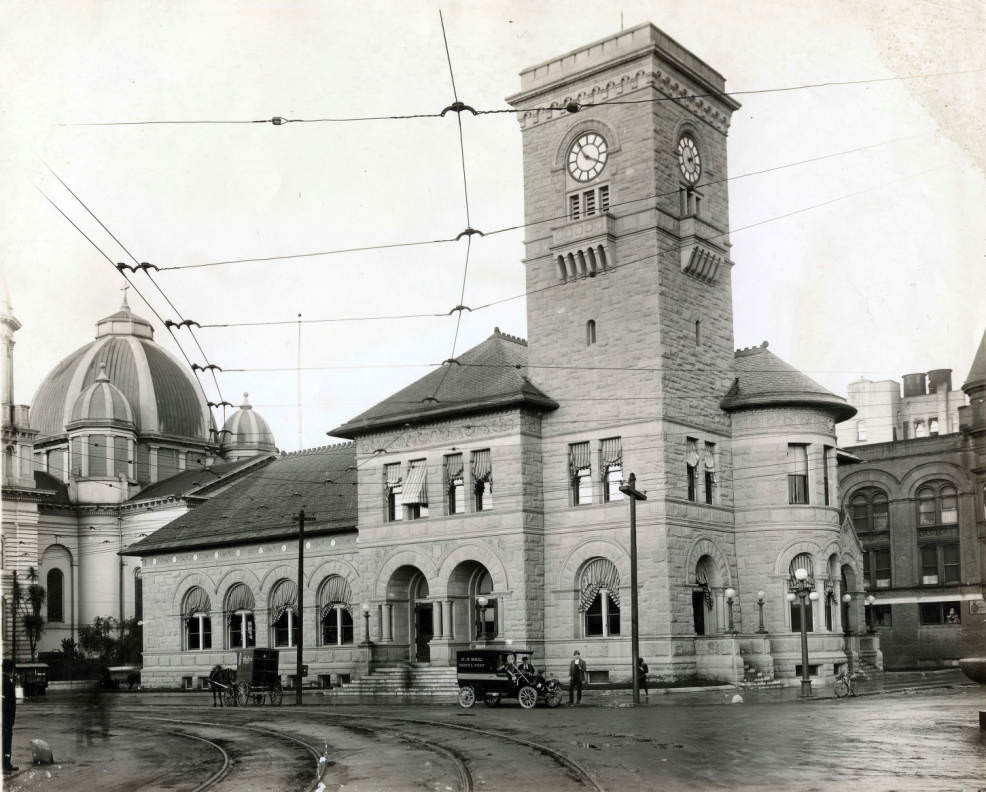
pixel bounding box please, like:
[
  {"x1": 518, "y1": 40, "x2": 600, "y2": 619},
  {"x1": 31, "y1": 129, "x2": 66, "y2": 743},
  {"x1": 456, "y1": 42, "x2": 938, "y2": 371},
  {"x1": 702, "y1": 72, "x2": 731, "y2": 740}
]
[{"x1": 5, "y1": 678, "x2": 985, "y2": 791}]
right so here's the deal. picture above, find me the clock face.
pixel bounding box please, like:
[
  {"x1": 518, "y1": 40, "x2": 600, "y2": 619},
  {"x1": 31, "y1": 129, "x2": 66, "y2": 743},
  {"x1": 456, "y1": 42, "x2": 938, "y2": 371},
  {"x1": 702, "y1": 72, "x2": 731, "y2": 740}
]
[
  {"x1": 568, "y1": 133, "x2": 608, "y2": 182},
  {"x1": 677, "y1": 134, "x2": 702, "y2": 183}
]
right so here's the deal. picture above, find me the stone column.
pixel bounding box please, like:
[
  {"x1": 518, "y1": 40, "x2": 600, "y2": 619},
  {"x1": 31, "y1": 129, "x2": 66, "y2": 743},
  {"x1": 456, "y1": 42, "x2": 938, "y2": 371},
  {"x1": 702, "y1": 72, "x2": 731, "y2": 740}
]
[
  {"x1": 441, "y1": 600, "x2": 452, "y2": 640},
  {"x1": 382, "y1": 602, "x2": 393, "y2": 642}
]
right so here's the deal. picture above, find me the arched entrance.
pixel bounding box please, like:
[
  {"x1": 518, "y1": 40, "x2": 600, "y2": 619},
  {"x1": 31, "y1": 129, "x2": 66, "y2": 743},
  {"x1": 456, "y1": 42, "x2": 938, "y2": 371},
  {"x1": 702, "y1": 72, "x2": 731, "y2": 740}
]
[
  {"x1": 386, "y1": 565, "x2": 432, "y2": 662},
  {"x1": 447, "y1": 560, "x2": 496, "y2": 645},
  {"x1": 693, "y1": 555, "x2": 721, "y2": 635}
]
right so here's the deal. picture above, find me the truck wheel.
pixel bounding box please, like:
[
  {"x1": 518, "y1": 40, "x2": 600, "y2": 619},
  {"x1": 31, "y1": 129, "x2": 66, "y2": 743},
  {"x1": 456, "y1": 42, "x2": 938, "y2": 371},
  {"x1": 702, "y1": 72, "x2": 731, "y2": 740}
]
[
  {"x1": 457, "y1": 686, "x2": 476, "y2": 708},
  {"x1": 518, "y1": 685, "x2": 537, "y2": 709}
]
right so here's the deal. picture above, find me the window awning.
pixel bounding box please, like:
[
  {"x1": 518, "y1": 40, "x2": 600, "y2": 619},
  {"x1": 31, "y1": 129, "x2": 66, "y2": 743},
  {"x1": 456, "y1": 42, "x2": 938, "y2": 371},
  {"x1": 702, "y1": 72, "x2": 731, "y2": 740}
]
[
  {"x1": 579, "y1": 557, "x2": 620, "y2": 612},
  {"x1": 686, "y1": 438, "x2": 700, "y2": 468},
  {"x1": 445, "y1": 453, "x2": 463, "y2": 481},
  {"x1": 225, "y1": 583, "x2": 255, "y2": 614},
  {"x1": 569, "y1": 441, "x2": 591, "y2": 476},
  {"x1": 182, "y1": 587, "x2": 210, "y2": 618},
  {"x1": 400, "y1": 462, "x2": 428, "y2": 505},
  {"x1": 385, "y1": 463, "x2": 402, "y2": 487},
  {"x1": 317, "y1": 575, "x2": 352, "y2": 617},
  {"x1": 471, "y1": 449, "x2": 492, "y2": 483},
  {"x1": 600, "y1": 437, "x2": 622, "y2": 467},
  {"x1": 270, "y1": 580, "x2": 298, "y2": 622}
]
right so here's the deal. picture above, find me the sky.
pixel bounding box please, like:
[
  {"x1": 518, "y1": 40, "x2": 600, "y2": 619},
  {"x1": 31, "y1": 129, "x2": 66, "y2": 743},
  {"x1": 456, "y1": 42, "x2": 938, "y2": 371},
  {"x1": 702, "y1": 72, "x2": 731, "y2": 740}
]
[{"x1": 2, "y1": 0, "x2": 984, "y2": 452}]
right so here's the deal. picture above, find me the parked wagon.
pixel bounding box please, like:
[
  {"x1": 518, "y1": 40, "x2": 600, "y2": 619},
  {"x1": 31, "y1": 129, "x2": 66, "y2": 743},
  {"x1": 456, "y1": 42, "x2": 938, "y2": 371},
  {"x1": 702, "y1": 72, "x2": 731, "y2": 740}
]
[
  {"x1": 233, "y1": 648, "x2": 283, "y2": 706},
  {"x1": 456, "y1": 648, "x2": 563, "y2": 709}
]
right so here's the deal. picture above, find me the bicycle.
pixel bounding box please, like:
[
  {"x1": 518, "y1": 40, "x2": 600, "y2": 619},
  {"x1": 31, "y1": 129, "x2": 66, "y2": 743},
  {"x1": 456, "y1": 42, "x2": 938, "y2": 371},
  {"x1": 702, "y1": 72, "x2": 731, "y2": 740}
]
[{"x1": 833, "y1": 667, "x2": 858, "y2": 698}]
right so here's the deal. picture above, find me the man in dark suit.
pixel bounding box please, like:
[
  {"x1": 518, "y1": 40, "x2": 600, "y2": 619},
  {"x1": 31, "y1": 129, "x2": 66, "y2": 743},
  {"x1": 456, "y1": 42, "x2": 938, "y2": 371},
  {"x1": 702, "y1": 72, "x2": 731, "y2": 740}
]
[{"x1": 3, "y1": 659, "x2": 17, "y2": 773}]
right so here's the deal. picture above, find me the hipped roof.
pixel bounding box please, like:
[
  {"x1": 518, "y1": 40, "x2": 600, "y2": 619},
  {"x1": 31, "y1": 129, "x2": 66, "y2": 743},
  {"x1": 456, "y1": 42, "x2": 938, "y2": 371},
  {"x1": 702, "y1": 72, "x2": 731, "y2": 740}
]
[
  {"x1": 123, "y1": 443, "x2": 357, "y2": 555},
  {"x1": 330, "y1": 329, "x2": 557, "y2": 438}
]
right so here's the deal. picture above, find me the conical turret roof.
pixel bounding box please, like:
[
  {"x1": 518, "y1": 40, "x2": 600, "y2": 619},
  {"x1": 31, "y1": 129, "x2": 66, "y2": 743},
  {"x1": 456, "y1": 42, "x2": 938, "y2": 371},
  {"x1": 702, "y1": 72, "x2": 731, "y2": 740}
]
[{"x1": 962, "y1": 328, "x2": 986, "y2": 393}]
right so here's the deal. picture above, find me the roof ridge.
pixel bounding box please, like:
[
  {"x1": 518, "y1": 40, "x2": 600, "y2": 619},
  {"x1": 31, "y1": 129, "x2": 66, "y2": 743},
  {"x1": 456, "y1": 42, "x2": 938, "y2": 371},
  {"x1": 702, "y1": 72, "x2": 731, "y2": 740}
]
[
  {"x1": 492, "y1": 327, "x2": 528, "y2": 347},
  {"x1": 735, "y1": 340, "x2": 770, "y2": 358},
  {"x1": 281, "y1": 441, "x2": 356, "y2": 456}
]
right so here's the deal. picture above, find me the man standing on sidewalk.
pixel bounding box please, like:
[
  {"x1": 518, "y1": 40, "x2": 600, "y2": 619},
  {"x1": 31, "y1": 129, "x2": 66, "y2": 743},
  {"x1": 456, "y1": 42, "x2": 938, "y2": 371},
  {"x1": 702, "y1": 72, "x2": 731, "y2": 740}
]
[
  {"x1": 3, "y1": 659, "x2": 17, "y2": 773},
  {"x1": 568, "y1": 650, "x2": 587, "y2": 705}
]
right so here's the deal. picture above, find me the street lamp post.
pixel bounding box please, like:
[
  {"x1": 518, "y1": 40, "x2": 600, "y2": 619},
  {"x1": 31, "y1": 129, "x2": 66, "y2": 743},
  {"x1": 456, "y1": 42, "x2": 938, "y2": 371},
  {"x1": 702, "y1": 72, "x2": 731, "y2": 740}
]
[
  {"x1": 841, "y1": 593, "x2": 852, "y2": 634},
  {"x1": 756, "y1": 591, "x2": 767, "y2": 634},
  {"x1": 787, "y1": 567, "x2": 818, "y2": 698},
  {"x1": 619, "y1": 473, "x2": 647, "y2": 705},
  {"x1": 475, "y1": 596, "x2": 488, "y2": 642},
  {"x1": 865, "y1": 594, "x2": 876, "y2": 634},
  {"x1": 725, "y1": 588, "x2": 738, "y2": 633}
]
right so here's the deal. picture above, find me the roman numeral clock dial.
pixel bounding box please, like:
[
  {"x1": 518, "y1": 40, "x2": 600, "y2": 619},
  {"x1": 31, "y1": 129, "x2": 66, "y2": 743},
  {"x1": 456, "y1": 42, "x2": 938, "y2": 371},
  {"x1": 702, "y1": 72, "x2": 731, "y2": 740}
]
[
  {"x1": 677, "y1": 134, "x2": 702, "y2": 184},
  {"x1": 568, "y1": 133, "x2": 608, "y2": 182}
]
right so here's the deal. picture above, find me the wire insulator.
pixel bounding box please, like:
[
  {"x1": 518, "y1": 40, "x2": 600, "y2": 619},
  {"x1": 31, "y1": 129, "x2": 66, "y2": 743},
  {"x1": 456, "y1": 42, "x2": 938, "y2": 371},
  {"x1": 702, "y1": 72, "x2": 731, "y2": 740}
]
[
  {"x1": 440, "y1": 101, "x2": 477, "y2": 117},
  {"x1": 455, "y1": 227, "x2": 485, "y2": 240},
  {"x1": 207, "y1": 401, "x2": 234, "y2": 409},
  {"x1": 137, "y1": 262, "x2": 160, "y2": 272},
  {"x1": 566, "y1": 102, "x2": 581, "y2": 114},
  {"x1": 447, "y1": 304, "x2": 472, "y2": 315},
  {"x1": 192, "y1": 363, "x2": 223, "y2": 373},
  {"x1": 271, "y1": 116, "x2": 287, "y2": 125},
  {"x1": 421, "y1": 396, "x2": 440, "y2": 404},
  {"x1": 441, "y1": 358, "x2": 461, "y2": 367}
]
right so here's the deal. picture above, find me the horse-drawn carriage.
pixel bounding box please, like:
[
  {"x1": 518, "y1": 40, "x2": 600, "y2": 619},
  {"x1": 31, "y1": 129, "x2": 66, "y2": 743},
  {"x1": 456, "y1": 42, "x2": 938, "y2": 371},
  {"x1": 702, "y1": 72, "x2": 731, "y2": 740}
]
[
  {"x1": 456, "y1": 648, "x2": 563, "y2": 709},
  {"x1": 211, "y1": 648, "x2": 283, "y2": 706}
]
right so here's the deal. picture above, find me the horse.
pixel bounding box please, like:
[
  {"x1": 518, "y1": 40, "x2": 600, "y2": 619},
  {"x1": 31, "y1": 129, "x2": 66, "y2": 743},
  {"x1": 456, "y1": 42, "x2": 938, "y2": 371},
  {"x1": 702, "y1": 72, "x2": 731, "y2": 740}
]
[{"x1": 208, "y1": 665, "x2": 235, "y2": 707}]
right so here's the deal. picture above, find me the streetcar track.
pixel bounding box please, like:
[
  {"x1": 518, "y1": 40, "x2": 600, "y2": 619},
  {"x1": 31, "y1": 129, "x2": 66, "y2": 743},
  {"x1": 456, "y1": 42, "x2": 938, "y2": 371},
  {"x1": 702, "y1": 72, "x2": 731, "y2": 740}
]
[{"x1": 319, "y1": 712, "x2": 604, "y2": 792}]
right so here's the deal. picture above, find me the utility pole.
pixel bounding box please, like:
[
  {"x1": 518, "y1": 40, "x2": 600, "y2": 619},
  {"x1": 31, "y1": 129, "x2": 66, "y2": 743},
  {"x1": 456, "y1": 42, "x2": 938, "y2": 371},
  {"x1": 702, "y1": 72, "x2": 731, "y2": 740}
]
[
  {"x1": 619, "y1": 472, "x2": 646, "y2": 705},
  {"x1": 295, "y1": 508, "x2": 306, "y2": 706}
]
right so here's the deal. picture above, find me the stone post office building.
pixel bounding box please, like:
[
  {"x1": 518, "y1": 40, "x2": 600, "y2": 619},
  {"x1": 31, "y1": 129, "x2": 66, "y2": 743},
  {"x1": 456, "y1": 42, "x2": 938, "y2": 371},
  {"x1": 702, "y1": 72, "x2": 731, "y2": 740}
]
[{"x1": 113, "y1": 24, "x2": 887, "y2": 690}]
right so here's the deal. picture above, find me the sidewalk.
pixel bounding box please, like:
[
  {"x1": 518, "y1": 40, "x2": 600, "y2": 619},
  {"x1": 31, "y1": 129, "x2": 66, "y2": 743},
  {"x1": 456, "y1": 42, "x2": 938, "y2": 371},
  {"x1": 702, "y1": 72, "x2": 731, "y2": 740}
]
[{"x1": 594, "y1": 667, "x2": 974, "y2": 707}]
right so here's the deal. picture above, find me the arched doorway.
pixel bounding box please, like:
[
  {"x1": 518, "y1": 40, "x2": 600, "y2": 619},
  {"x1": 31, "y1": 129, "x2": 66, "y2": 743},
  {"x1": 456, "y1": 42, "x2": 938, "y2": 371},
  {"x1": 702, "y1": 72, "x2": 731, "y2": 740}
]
[
  {"x1": 386, "y1": 565, "x2": 431, "y2": 662},
  {"x1": 447, "y1": 560, "x2": 497, "y2": 645},
  {"x1": 693, "y1": 555, "x2": 720, "y2": 635}
]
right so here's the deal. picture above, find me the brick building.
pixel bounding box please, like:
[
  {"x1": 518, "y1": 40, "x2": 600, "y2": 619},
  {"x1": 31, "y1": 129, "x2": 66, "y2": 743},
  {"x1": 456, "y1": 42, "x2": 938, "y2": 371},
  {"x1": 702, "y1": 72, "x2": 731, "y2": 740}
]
[
  {"x1": 123, "y1": 24, "x2": 880, "y2": 690},
  {"x1": 838, "y1": 331, "x2": 986, "y2": 668}
]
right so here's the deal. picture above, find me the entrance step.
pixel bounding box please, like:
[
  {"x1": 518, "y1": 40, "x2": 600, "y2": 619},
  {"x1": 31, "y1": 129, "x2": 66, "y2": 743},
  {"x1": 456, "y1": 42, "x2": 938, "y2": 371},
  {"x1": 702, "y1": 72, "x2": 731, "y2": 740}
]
[{"x1": 323, "y1": 665, "x2": 459, "y2": 699}]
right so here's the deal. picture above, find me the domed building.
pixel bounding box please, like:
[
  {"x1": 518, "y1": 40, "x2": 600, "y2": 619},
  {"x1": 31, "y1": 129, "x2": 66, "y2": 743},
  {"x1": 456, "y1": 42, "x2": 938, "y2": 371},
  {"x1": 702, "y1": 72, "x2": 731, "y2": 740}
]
[
  {"x1": 220, "y1": 394, "x2": 277, "y2": 460},
  {"x1": 1, "y1": 293, "x2": 277, "y2": 661}
]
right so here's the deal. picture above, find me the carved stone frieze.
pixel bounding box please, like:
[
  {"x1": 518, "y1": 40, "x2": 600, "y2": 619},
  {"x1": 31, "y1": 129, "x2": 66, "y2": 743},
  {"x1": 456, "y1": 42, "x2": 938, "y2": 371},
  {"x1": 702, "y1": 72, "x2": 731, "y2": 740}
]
[
  {"x1": 516, "y1": 65, "x2": 731, "y2": 134},
  {"x1": 355, "y1": 412, "x2": 529, "y2": 456}
]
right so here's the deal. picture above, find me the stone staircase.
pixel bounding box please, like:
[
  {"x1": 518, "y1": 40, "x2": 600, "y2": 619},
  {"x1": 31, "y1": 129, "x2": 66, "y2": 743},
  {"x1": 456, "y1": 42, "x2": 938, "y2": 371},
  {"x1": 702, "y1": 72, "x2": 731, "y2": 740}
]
[{"x1": 322, "y1": 664, "x2": 459, "y2": 700}]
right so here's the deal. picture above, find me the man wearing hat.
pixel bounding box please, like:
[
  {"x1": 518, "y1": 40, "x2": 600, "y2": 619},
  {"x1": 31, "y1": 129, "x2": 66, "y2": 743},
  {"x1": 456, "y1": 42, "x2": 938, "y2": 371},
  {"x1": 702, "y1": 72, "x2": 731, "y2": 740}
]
[{"x1": 568, "y1": 650, "x2": 587, "y2": 705}]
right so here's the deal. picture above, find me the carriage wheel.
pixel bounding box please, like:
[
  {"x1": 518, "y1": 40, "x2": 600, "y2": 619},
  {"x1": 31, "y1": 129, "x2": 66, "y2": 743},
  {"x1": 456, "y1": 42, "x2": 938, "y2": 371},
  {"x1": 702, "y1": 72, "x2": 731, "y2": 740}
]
[
  {"x1": 223, "y1": 685, "x2": 238, "y2": 707},
  {"x1": 545, "y1": 687, "x2": 563, "y2": 708},
  {"x1": 457, "y1": 686, "x2": 476, "y2": 708},
  {"x1": 518, "y1": 685, "x2": 538, "y2": 709},
  {"x1": 270, "y1": 682, "x2": 283, "y2": 706},
  {"x1": 235, "y1": 682, "x2": 250, "y2": 707},
  {"x1": 484, "y1": 692, "x2": 501, "y2": 707}
]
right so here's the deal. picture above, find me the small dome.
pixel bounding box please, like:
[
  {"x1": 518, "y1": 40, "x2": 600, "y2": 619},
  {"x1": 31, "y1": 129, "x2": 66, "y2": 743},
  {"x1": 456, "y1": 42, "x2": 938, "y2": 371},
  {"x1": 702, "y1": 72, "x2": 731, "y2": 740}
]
[
  {"x1": 221, "y1": 393, "x2": 277, "y2": 458},
  {"x1": 68, "y1": 364, "x2": 135, "y2": 429}
]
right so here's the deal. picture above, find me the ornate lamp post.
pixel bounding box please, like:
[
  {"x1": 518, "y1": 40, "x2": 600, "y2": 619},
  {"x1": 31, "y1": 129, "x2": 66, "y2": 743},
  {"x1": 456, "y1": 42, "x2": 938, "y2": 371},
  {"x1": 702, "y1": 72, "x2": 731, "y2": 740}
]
[
  {"x1": 787, "y1": 567, "x2": 818, "y2": 698},
  {"x1": 841, "y1": 593, "x2": 852, "y2": 634},
  {"x1": 475, "y1": 596, "x2": 488, "y2": 641},
  {"x1": 724, "y1": 588, "x2": 738, "y2": 633},
  {"x1": 865, "y1": 594, "x2": 876, "y2": 633},
  {"x1": 756, "y1": 591, "x2": 767, "y2": 633}
]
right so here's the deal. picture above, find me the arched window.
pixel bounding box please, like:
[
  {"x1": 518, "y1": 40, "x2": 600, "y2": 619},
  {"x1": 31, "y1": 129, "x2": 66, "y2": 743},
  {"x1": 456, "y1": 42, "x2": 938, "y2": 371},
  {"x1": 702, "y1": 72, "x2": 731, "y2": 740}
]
[
  {"x1": 789, "y1": 553, "x2": 814, "y2": 584},
  {"x1": 46, "y1": 569, "x2": 64, "y2": 623},
  {"x1": 917, "y1": 481, "x2": 958, "y2": 526},
  {"x1": 134, "y1": 568, "x2": 143, "y2": 622},
  {"x1": 586, "y1": 319, "x2": 596, "y2": 346},
  {"x1": 225, "y1": 583, "x2": 256, "y2": 649},
  {"x1": 270, "y1": 579, "x2": 298, "y2": 648},
  {"x1": 579, "y1": 558, "x2": 620, "y2": 637},
  {"x1": 318, "y1": 575, "x2": 353, "y2": 646},
  {"x1": 849, "y1": 487, "x2": 889, "y2": 533},
  {"x1": 916, "y1": 480, "x2": 960, "y2": 585},
  {"x1": 182, "y1": 586, "x2": 212, "y2": 651}
]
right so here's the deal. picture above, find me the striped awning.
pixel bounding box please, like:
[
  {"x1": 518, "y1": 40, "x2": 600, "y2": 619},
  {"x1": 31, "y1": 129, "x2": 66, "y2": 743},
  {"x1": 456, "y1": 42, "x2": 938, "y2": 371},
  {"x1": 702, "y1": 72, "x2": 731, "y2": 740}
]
[
  {"x1": 569, "y1": 441, "x2": 591, "y2": 476},
  {"x1": 385, "y1": 463, "x2": 402, "y2": 487},
  {"x1": 686, "y1": 438, "x2": 700, "y2": 468},
  {"x1": 471, "y1": 449, "x2": 492, "y2": 483},
  {"x1": 445, "y1": 453, "x2": 463, "y2": 481},
  {"x1": 225, "y1": 583, "x2": 255, "y2": 614},
  {"x1": 182, "y1": 586, "x2": 211, "y2": 617},
  {"x1": 400, "y1": 461, "x2": 428, "y2": 505},
  {"x1": 579, "y1": 557, "x2": 621, "y2": 612},
  {"x1": 317, "y1": 575, "x2": 352, "y2": 618},
  {"x1": 600, "y1": 437, "x2": 622, "y2": 467},
  {"x1": 270, "y1": 580, "x2": 298, "y2": 622}
]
